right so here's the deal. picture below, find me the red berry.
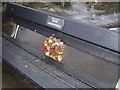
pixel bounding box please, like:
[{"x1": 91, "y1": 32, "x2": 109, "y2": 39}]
[
  {"x1": 53, "y1": 52, "x2": 57, "y2": 55},
  {"x1": 50, "y1": 50, "x2": 53, "y2": 53},
  {"x1": 43, "y1": 48, "x2": 47, "y2": 51},
  {"x1": 52, "y1": 46, "x2": 56, "y2": 49},
  {"x1": 45, "y1": 40, "x2": 49, "y2": 43},
  {"x1": 56, "y1": 58, "x2": 58, "y2": 61},
  {"x1": 60, "y1": 50, "x2": 64, "y2": 52}
]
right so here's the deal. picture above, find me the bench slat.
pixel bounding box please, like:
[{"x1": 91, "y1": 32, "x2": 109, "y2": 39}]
[
  {"x1": 7, "y1": 3, "x2": 119, "y2": 53},
  {"x1": 2, "y1": 33, "x2": 118, "y2": 88},
  {"x1": 2, "y1": 36, "x2": 91, "y2": 88}
]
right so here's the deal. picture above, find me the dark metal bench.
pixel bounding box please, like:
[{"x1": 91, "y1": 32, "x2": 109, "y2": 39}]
[{"x1": 2, "y1": 2, "x2": 119, "y2": 88}]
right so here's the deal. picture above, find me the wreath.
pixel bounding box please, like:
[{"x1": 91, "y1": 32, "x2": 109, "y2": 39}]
[{"x1": 43, "y1": 36, "x2": 65, "y2": 62}]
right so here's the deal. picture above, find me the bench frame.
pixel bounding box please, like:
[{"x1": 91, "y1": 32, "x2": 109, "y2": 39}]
[
  {"x1": 6, "y1": 2, "x2": 119, "y2": 53},
  {"x1": 2, "y1": 2, "x2": 119, "y2": 88}
]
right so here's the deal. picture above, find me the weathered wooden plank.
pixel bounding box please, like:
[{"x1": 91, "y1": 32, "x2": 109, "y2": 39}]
[
  {"x1": 2, "y1": 33, "x2": 118, "y2": 88},
  {"x1": 2, "y1": 37, "x2": 91, "y2": 88},
  {"x1": 7, "y1": 3, "x2": 119, "y2": 53},
  {"x1": 3, "y1": 48, "x2": 74, "y2": 88},
  {"x1": 9, "y1": 16, "x2": 119, "y2": 65},
  {"x1": 3, "y1": 2, "x2": 119, "y2": 88}
]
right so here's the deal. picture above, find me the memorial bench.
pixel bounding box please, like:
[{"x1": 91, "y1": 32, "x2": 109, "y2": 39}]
[{"x1": 2, "y1": 2, "x2": 120, "y2": 89}]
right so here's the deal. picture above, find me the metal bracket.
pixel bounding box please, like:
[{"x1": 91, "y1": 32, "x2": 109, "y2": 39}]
[
  {"x1": 11, "y1": 24, "x2": 20, "y2": 38},
  {"x1": 116, "y1": 78, "x2": 120, "y2": 90}
]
